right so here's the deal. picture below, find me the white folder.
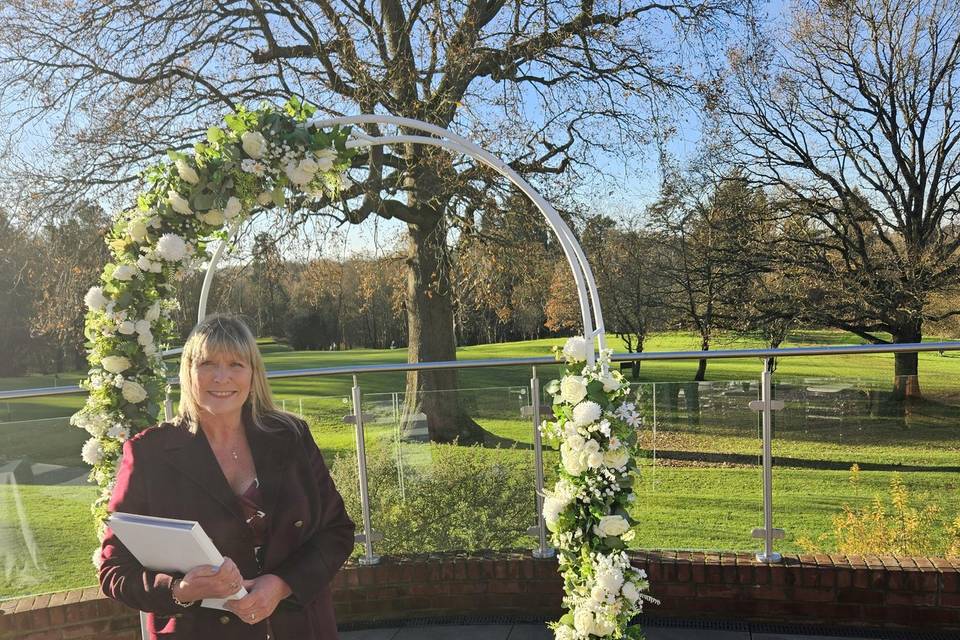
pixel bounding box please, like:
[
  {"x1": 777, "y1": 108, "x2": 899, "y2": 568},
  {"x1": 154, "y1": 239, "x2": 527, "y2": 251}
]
[{"x1": 108, "y1": 511, "x2": 247, "y2": 610}]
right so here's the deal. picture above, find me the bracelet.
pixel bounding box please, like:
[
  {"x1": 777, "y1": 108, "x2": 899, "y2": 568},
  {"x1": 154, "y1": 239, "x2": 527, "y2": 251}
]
[{"x1": 171, "y1": 579, "x2": 196, "y2": 608}]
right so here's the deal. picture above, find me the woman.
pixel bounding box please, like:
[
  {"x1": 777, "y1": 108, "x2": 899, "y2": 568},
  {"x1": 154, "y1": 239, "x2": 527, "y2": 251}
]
[{"x1": 99, "y1": 314, "x2": 356, "y2": 639}]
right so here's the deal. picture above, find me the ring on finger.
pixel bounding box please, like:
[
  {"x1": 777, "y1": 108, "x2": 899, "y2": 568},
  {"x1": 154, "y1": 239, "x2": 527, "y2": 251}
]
[{"x1": 249, "y1": 613, "x2": 255, "y2": 621}]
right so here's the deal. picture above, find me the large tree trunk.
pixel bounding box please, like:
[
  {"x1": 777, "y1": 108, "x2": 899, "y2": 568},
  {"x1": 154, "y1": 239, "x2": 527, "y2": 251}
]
[
  {"x1": 401, "y1": 215, "x2": 484, "y2": 444},
  {"x1": 891, "y1": 320, "x2": 922, "y2": 401}
]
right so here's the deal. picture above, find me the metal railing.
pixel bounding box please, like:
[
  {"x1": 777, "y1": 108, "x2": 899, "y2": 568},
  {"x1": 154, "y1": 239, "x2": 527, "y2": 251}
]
[{"x1": 3, "y1": 340, "x2": 959, "y2": 566}]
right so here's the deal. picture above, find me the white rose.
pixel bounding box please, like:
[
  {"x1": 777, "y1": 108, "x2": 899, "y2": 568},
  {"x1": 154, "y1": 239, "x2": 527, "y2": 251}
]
[
  {"x1": 128, "y1": 219, "x2": 149, "y2": 243},
  {"x1": 201, "y1": 210, "x2": 225, "y2": 226},
  {"x1": 143, "y1": 343, "x2": 157, "y2": 356},
  {"x1": 112, "y1": 264, "x2": 138, "y2": 281},
  {"x1": 621, "y1": 581, "x2": 640, "y2": 603},
  {"x1": 81, "y1": 437, "x2": 104, "y2": 466},
  {"x1": 596, "y1": 515, "x2": 630, "y2": 537},
  {"x1": 284, "y1": 161, "x2": 313, "y2": 187},
  {"x1": 600, "y1": 372, "x2": 621, "y2": 392},
  {"x1": 572, "y1": 401, "x2": 601, "y2": 427},
  {"x1": 560, "y1": 443, "x2": 587, "y2": 476},
  {"x1": 137, "y1": 330, "x2": 153, "y2": 347},
  {"x1": 592, "y1": 616, "x2": 616, "y2": 637},
  {"x1": 314, "y1": 148, "x2": 337, "y2": 171},
  {"x1": 587, "y1": 450, "x2": 604, "y2": 469},
  {"x1": 559, "y1": 375, "x2": 588, "y2": 405},
  {"x1": 562, "y1": 336, "x2": 590, "y2": 362},
  {"x1": 175, "y1": 158, "x2": 200, "y2": 184},
  {"x1": 298, "y1": 157, "x2": 319, "y2": 174},
  {"x1": 121, "y1": 380, "x2": 148, "y2": 404},
  {"x1": 134, "y1": 319, "x2": 151, "y2": 335},
  {"x1": 167, "y1": 190, "x2": 192, "y2": 215},
  {"x1": 223, "y1": 196, "x2": 242, "y2": 219},
  {"x1": 573, "y1": 610, "x2": 594, "y2": 637},
  {"x1": 603, "y1": 448, "x2": 630, "y2": 470},
  {"x1": 84, "y1": 286, "x2": 108, "y2": 311},
  {"x1": 554, "y1": 626, "x2": 575, "y2": 640},
  {"x1": 256, "y1": 191, "x2": 273, "y2": 206},
  {"x1": 591, "y1": 585, "x2": 607, "y2": 604},
  {"x1": 117, "y1": 320, "x2": 135, "y2": 335},
  {"x1": 101, "y1": 355, "x2": 131, "y2": 374},
  {"x1": 156, "y1": 233, "x2": 187, "y2": 262},
  {"x1": 542, "y1": 495, "x2": 566, "y2": 530},
  {"x1": 145, "y1": 301, "x2": 161, "y2": 322},
  {"x1": 241, "y1": 131, "x2": 267, "y2": 158}
]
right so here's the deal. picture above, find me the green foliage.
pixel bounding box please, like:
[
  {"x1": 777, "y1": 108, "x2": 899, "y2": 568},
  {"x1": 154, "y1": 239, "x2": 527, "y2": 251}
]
[{"x1": 329, "y1": 441, "x2": 534, "y2": 554}]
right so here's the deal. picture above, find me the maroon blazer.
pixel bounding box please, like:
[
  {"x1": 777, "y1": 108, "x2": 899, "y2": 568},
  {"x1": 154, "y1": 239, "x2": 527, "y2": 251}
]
[{"x1": 99, "y1": 417, "x2": 355, "y2": 639}]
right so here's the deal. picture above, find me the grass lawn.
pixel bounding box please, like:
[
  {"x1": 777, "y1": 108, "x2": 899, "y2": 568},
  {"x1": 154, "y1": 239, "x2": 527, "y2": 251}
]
[{"x1": 1, "y1": 330, "x2": 959, "y2": 599}]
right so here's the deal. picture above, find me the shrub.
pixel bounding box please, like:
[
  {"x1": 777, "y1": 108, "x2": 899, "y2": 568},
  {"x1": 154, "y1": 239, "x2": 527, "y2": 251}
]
[{"x1": 330, "y1": 441, "x2": 535, "y2": 557}]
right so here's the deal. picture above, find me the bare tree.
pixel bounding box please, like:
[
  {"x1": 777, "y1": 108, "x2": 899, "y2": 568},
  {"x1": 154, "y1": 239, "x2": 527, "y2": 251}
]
[
  {"x1": 0, "y1": 0, "x2": 749, "y2": 440},
  {"x1": 724, "y1": 0, "x2": 960, "y2": 399}
]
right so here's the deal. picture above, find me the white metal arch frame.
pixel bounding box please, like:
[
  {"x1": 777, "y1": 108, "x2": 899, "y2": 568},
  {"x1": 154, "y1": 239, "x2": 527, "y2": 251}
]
[{"x1": 197, "y1": 114, "x2": 607, "y2": 364}]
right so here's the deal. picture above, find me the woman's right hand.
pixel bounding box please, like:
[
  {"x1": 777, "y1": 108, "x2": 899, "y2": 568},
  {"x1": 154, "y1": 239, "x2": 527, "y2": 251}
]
[{"x1": 173, "y1": 557, "x2": 244, "y2": 602}]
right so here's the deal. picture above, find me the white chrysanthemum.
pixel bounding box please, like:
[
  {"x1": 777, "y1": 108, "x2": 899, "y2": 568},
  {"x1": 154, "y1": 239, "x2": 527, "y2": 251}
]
[
  {"x1": 572, "y1": 401, "x2": 602, "y2": 427},
  {"x1": 241, "y1": 131, "x2": 267, "y2": 158},
  {"x1": 596, "y1": 567, "x2": 624, "y2": 595},
  {"x1": 175, "y1": 158, "x2": 200, "y2": 184},
  {"x1": 559, "y1": 375, "x2": 588, "y2": 405},
  {"x1": 112, "y1": 264, "x2": 138, "y2": 281},
  {"x1": 167, "y1": 190, "x2": 192, "y2": 215},
  {"x1": 101, "y1": 355, "x2": 131, "y2": 373},
  {"x1": 223, "y1": 196, "x2": 242, "y2": 219},
  {"x1": 562, "y1": 336, "x2": 590, "y2": 362},
  {"x1": 156, "y1": 233, "x2": 187, "y2": 262},
  {"x1": 128, "y1": 219, "x2": 149, "y2": 243},
  {"x1": 596, "y1": 515, "x2": 630, "y2": 537},
  {"x1": 82, "y1": 437, "x2": 104, "y2": 466},
  {"x1": 84, "y1": 286, "x2": 109, "y2": 311},
  {"x1": 121, "y1": 380, "x2": 148, "y2": 404}
]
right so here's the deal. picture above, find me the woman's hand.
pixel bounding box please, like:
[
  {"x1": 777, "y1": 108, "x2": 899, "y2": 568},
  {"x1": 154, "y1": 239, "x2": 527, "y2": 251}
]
[
  {"x1": 224, "y1": 574, "x2": 293, "y2": 625},
  {"x1": 173, "y1": 557, "x2": 244, "y2": 602}
]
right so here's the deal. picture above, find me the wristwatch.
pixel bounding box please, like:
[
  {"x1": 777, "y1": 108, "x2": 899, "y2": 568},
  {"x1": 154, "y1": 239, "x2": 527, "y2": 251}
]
[{"x1": 171, "y1": 578, "x2": 196, "y2": 608}]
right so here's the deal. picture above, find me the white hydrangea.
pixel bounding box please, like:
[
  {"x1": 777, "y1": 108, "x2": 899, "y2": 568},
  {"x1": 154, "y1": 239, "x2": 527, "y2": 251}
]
[
  {"x1": 621, "y1": 581, "x2": 640, "y2": 603},
  {"x1": 84, "y1": 286, "x2": 109, "y2": 311},
  {"x1": 106, "y1": 424, "x2": 129, "y2": 441},
  {"x1": 156, "y1": 233, "x2": 187, "y2": 262},
  {"x1": 553, "y1": 625, "x2": 575, "y2": 640},
  {"x1": 82, "y1": 437, "x2": 104, "y2": 466}
]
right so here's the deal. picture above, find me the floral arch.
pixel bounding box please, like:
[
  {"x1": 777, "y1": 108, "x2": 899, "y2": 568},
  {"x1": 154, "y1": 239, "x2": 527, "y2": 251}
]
[{"x1": 72, "y1": 100, "x2": 652, "y2": 639}]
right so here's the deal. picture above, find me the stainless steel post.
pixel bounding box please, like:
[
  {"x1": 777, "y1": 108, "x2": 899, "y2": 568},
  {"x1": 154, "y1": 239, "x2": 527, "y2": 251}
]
[
  {"x1": 531, "y1": 366, "x2": 555, "y2": 559},
  {"x1": 751, "y1": 358, "x2": 783, "y2": 562},
  {"x1": 352, "y1": 375, "x2": 380, "y2": 565}
]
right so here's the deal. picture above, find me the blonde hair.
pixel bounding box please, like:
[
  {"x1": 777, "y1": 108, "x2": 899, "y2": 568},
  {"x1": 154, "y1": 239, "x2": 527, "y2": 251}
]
[{"x1": 177, "y1": 314, "x2": 300, "y2": 434}]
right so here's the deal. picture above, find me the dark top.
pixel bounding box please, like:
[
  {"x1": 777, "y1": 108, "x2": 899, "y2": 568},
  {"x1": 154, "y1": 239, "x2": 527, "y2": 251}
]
[{"x1": 98, "y1": 417, "x2": 356, "y2": 639}]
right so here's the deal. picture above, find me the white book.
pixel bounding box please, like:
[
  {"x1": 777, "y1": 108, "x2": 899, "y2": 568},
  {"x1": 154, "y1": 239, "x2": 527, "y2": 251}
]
[{"x1": 108, "y1": 511, "x2": 248, "y2": 610}]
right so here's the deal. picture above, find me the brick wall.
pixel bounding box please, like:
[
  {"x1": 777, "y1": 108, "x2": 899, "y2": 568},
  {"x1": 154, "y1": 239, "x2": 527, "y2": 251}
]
[{"x1": 2, "y1": 550, "x2": 958, "y2": 639}]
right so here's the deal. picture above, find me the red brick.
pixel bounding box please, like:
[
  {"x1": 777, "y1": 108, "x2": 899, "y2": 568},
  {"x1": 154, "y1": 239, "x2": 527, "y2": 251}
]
[
  {"x1": 885, "y1": 592, "x2": 937, "y2": 607},
  {"x1": 835, "y1": 568, "x2": 852, "y2": 588},
  {"x1": 691, "y1": 563, "x2": 706, "y2": 583},
  {"x1": 942, "y1": 571, "x2": 959, "y2": 592},
  {"x1": 676, "y1": 562, "x2": 691, "y2": 582},
  {"x1": 942, "y1": 592, "x2": 960, "y2": 608},
  {"x1": 695, "y1": 584, "x2": 740, "y2": 599},
  {"x1": 837, "y1": 589, "x2": 884, "y2": 604},
  {"x1": 792, "y1": 587, "x2": 834, "y2": 602},
  {"x1": 852, "y1": 568, "x2": 870, "y2": 589}
]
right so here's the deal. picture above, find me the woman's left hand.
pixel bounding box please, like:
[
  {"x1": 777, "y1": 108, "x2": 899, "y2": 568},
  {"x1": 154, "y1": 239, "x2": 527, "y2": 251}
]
[{"x1": 224, "y1": 574, "x2": 293, "y2": 625}]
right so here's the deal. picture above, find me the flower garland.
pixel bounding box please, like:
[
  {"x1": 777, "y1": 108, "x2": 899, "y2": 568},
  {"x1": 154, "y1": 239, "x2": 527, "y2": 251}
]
[
  {"x1": 71, "y1": 98, "x2": 354, "y2": 544},
  {"x1": 541, "y1": 337, "x2": 657, "y2": 639}
]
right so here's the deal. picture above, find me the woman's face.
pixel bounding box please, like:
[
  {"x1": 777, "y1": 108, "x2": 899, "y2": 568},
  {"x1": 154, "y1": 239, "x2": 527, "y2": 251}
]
[{"x1": 192, "y1": 349, "x2": 253, "y2": 421}]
